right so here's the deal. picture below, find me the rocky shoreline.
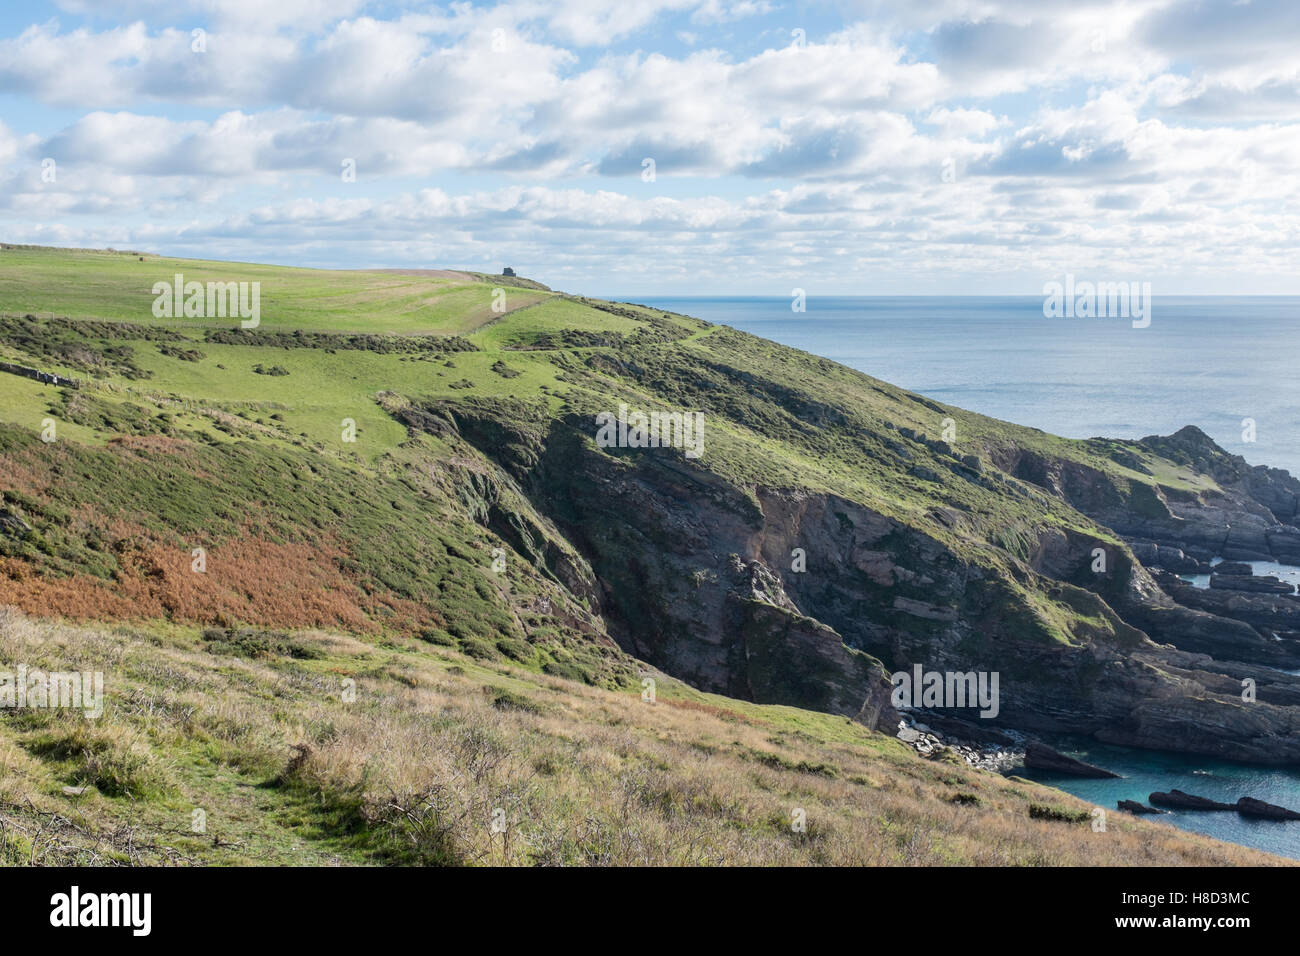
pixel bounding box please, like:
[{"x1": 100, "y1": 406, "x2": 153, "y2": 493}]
[
  {"x1": 897, "y1": 717, "x2": 1131, "y2": 778},
  {"x1": 896, "y1": 715, "x2": 1024, "y2": 772},
  {"x1": 897, "y1": 718, "x2": 1300, "y2": 828}
]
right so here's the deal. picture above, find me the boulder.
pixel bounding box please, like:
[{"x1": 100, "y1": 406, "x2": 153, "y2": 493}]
[
  {"x1": 1148, "y1": 789, "x2": 1235, "y2": 811},
  {"x1": 1024, "y1": 741, "x2": 1120, "y2": 778},
  {"x1": 1117, "y1": 799, "x2": 1164, "y2": 815},
  {"x1": 1236, "y1": 796, "x2": 1300, "y2": 821}
]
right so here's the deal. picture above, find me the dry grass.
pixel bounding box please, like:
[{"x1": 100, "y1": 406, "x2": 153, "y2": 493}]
[
  {"x1": 0, "y1": 526, "x2": 433, "y2": 634},
  {"x1": 0, "y1": 607, "x2": 1285, "y2": 867}
]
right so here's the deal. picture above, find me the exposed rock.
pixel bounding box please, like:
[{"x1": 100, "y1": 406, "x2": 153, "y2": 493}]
[
  {"x1": 1118, "y1": 799, "x2": 1164, "y2": 814},
  {"x1": 0, "y1": 508, "x2": 32, "y2": 538},
  {"x1": 1210, "y1": 573, "x2": 1295, "y2": 595},
  {"x1": 852, "y1": 549, "x2": 904, "y2": 586},
  {"x1": 1141, "y1": 645, "x2": 1300, "y2": 707},
  {"x1": 1149, "y1": 790, "x2": 1235, "y2": 811},
  {"x1": 1149, "y1": 570, "x2": 1300, "y2": 663},
  {"x1": 910, "y1": 711, "x2": 1017, "y2": 746},
  {"x1": 422, "y1": 402, "x2": 1300, "y2": 765},
  {"x1": 1130, "y1": 540, "x2": 1209, "y2": 574},
  {"x1": 1024, "y1": 741, "x2": 1120, "y2": 778},
  {"x1": 730, "y1": 581, "x2": 900, "y2": 730},
  {"x1": 1036, "y1": 425, "x2": 1300, "y2": 567},
  {"x1": 897, "y1": 719, "x2": 1018, "y2": 771},
  {"x1": 1117, "y1": 589, "x2": 1287, "y2": 666},
  {"x1": 1214, "y1": 561, "x2": 1254, "y2": 576},
  {"x1": 1235, "y1": 796, "x2": 1300, "y2": 820},
  {"x1": 891, "y1": 595, "x2": 958, "y2": 622}
]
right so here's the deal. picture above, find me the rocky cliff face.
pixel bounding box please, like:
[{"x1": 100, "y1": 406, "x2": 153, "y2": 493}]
[
  {"x1": 411, "y1": 397, "x2": 1300, "y2": 764},
  {"x1": 997, "y1": 425, "x2": 1300, "y2": 565},
  {"x1": 987, "y1": 425, "x2": 1300, "y2": 663}
]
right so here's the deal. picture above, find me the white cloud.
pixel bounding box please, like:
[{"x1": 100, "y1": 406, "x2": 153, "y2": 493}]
[{"x1": 0, "y1": 0, "x2": 1297, "y2": 291}]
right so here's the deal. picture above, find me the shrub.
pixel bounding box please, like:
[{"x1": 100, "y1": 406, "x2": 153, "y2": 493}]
[{"x1": 1029, "y1": 803, "x2": 1090, "y2": 823}]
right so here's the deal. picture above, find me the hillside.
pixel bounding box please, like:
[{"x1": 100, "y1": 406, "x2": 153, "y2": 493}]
[
  {"x1": 3, "y1": 245, "x2": 1300, "y2": 865},
  {"x1": 0, "y1": 607, "x2": 1275, "y2": 866}
]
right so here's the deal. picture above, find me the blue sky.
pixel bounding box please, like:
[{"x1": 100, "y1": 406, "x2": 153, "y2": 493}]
[{"x1": 1, "y1": 0, "x2": 1298, "y2": 295}]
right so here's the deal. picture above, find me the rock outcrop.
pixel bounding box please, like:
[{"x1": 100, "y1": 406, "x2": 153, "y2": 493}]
[
  {"x1": 1209, "y1": 573, "x2": 1295, "y2": 595},
  {"x1": 413, "y1": 396, "x2": 1300, "y2": 765},
  {"x1": 1118, "y1": 800, "x2": 1164, "y2": 814},
  {"x1": 1236, "y1": 796, "x2": 1300, "y2": 821},
  {"x1": 1024, "y1": 741, "x2": 1119, "y2": 778},
  {"x1": 1149, "y1": 790, "x2": 1235, "y2": 811}
]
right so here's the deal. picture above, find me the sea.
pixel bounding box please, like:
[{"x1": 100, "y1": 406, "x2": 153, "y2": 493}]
[
  {"x1": 636, "y1": 294, "x2": 1300, "y2": 859},
  {"x1": 637, "y1": 295, "x2": 1300, "y2": 475}
]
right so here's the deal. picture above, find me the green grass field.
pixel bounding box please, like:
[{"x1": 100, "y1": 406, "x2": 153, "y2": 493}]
[
  {"x1": 0, "y1": 245, "x2": 1197, "y2": 543},
  {"x1": 0, "y1": 247, "x2": 703, "y2": 459},
  {"x1": 0, "y1": 246, "x2": 553, "y2": 335}
]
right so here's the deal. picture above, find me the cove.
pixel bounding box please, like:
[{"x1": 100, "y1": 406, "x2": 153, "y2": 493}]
[{"x1": 1015, "y1": 738, "x2": 1300, "y2": 860}]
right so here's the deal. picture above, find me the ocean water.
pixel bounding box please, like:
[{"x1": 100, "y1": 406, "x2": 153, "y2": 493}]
[
  {"x1": 1180, "y1": 559, "x2": 1300, "y2": 591},
  {"x1": 638, "y1": 295, "x2": 1300, "y2": 476},
  {"x1": 1017, "y1": 742, "x2": 1300, "y2": 861},
  {"x1": 635, "y1": 294, "x2": 1300, "y2": 858}
]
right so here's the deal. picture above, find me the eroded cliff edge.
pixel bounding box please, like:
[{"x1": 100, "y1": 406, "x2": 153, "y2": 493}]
[{"x1": 405, "y1": 327, "x2": 1300, "y2": 764}]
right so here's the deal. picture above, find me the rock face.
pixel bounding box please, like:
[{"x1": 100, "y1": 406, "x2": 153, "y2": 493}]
[
  {"x1": 1118, "y1": 799, "x2": 1164, "y2": 814},
  {"x1": 1236, "y1": 797, "x2": 1300, "y2": 821},
  {"x1": 729, "y1": 564, "x2": 901, "y2": 729},
  {"x1": 1209, "y1": 573, "x2": 1295, "y2": 595},
  {"x1": 1129, "y1": 428, "x2": 1300, "y2": 564},
  {"x1": 1129, "y1": 541, "x2": 1209, "y2": 574},
  {"x1": 1024, "y1": 741, "x2": 1120, "y2": 778},
  {"x1": 424, "y1": 402, "x2": 905, "y2": 730},
  {"x1": 1153, "y1": 570, "x2": 1300, "y2": 628},
  {"x1": 1015, "y1": 425, "x2": 1300, "y2": 567},
  {"x1": 911, "y1": 712, "x2": 1017, "y2": 746},
  {"x1": 1149, "y1": 790, "x2": 1236, "y2": 811},
  {"x1": 418, "y1": 397, "x2": 1300, "y2": 765}
]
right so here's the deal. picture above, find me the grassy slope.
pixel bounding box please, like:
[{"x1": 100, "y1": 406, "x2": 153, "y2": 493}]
[
  {"x1": 1, "y1": 609, "x2": 1276, "y2": 866},
  {"x1": 0, "y1": 245, "x2": 1274, "y2": 865},
  {"x1": 0, "y1": 246, "x2": 549, "y2": 334}
]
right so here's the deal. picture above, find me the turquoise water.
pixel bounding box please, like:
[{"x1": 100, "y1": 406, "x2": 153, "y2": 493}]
[
  {"x1": 1180, "y1": 559, "x2": 1300, "y2": 591},
  {"x1": 634, "y1": 294, "x2": 1300, "y2": 858},
  {"x1": 1018, "y1": 742, "x2": 1300, "y2": 860},
  {"x1": 638, "y1": 295, "x2": 1300, "y2": 476}
]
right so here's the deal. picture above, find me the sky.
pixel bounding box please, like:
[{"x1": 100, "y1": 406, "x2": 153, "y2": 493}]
[{"x1": 0, "y1": 0, "x2": 1298, "y2": 295}]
